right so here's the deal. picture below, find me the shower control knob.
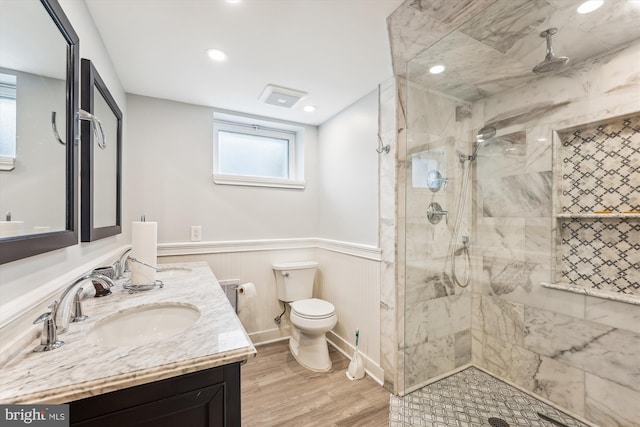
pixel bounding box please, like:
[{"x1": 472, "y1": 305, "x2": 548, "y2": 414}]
[{"x1": 426, "y1": 202, "x2": 449, "y2": 225}]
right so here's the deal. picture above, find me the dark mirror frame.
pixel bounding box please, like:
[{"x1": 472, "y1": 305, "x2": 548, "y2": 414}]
[
  {"x1": 0, "y1": 0, "x2": 79, "y2": 265},
  {"x1": 80, "y1": 59, "x2": 122, "y2": 242}
]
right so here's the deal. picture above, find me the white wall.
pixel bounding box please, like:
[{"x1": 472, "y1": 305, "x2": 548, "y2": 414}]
[
  {"x1": 318, "y1": 89, "x2": 379, "y2": 246},
  {"x1": 126, "y1": 94, "x2": 320, "y2": 242},
  {"x1": 128, "y1": 92, "x2": 384, "y2": 380},
  {"x1": 0, "y1": 0, "x2": 127, "y2": 310}
]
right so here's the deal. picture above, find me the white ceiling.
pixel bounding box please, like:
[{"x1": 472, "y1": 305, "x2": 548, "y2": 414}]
[{"x1": 85, "y1": 0, "x2": 405, "y2": 126}]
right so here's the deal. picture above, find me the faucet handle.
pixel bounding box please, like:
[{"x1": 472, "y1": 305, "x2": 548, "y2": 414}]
[
  {"x1": 33, "y1": 301, "x2": 64, "y2": 352},
  {"x1": 71, "y1": 287, "x2": 89, "y2": 322},
  {"x1": 426, "y1": 202, "x2": 449, "y2": 225},
  {"x1": 33, "y1": 300, "x2": 58, "y2": 324},
  {"x1": 33, "y1": 311, "x2": 52, "y2": 324}
]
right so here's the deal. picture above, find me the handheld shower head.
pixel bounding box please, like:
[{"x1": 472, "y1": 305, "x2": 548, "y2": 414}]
[
  {"x1": 476, "y1": 125, "x2": 496, "y2": 142},
  {"x1": 533, "y1": 28, "x2": 569, "y2": 74},
  {"x1": 463, "y1": 125, "x2": 496, "y2": 162}
]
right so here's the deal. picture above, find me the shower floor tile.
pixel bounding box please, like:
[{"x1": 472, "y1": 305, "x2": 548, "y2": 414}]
[{"x1": 389, "y1": 367, "x2": 590, "y2": 427}]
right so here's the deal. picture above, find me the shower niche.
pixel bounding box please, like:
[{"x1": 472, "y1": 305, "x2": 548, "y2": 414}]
[{"x1": 546, "y1": 112, "x2": 640, "y2": 303}]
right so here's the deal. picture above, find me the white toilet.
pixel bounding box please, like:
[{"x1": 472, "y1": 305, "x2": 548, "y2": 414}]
[{"x1": 272, "y1": 261, "x2": 337, "y2": 372}]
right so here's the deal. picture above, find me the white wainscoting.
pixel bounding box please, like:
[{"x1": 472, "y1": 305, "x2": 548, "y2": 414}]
[{"x1": 158, "y1": 238, "x2": 383, "y2": 383}]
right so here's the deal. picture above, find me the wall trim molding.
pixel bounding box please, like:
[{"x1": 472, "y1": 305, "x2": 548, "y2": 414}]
[{"x1": 158, "y1": 238, "x2": 382, "y2": 261}]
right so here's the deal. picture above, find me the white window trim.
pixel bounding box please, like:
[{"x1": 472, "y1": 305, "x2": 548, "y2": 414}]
[
  {"x1": 0, "y1": 156, "x2": 15, "y2": 171},
  {"x1": 213, "y1": 116, "x2": 305, "y2": 189}
]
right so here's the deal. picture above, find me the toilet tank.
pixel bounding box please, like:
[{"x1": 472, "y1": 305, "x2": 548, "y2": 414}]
[{"x1": 272, "y1": 261, "x2": 318, "y2": 302}]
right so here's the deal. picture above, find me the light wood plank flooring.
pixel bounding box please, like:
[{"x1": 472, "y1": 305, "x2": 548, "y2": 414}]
[{"x1": 241, "y1": 340, "x2": 390, "y2": 427}]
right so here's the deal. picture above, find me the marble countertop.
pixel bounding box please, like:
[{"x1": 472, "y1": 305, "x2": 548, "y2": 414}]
[{"x1": 0, "y1": 262, "x2": 256, "y2": 404}]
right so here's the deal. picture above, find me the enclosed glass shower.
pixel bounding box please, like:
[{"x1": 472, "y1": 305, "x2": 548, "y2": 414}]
[
  {"x1": 402, "y1": 81, "x2": 476, "y2": 391},
  {"x1": 396, "y1": 1, "x2": 640, "y2": 424}
]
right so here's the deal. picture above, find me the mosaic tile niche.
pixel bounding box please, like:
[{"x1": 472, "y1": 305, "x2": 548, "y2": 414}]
[{"x1": 553, "y1": 113, "x2": 640, "y2": 298}]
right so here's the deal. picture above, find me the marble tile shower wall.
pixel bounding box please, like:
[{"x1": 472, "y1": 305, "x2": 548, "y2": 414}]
[
  {"x1": 471, "y1": 42, "x2": 640, "y2": 427},
  {"x1": 403, "y1": 83, "x2": 473, "y2": 391},
  {"x1": 378, "y1": 77, "x2": 401, "y2": 393}
]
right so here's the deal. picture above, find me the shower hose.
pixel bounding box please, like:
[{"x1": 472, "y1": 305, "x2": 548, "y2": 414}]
[{"x1": 448, "y1": 158, "x2": 472, "y2": 288}]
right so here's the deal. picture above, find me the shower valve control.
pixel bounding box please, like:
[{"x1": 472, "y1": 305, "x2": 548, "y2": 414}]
[{"x1": 427, "y1": 202, "x2": 448, "y2": 225}]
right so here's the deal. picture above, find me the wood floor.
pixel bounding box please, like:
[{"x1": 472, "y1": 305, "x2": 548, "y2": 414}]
[{"x1": 241, "y1": 340, "x2": 390, "y2": 427}]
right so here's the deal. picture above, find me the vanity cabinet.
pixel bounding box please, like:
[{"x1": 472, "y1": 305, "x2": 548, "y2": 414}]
[{"x1": 69, "y1": 362, "x2": 241, "y2": 427}]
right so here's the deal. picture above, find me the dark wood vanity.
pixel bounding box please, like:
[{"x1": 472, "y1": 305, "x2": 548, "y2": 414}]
[{"x1": 69, "y1": 363, "x2": 241, "y2": 427}]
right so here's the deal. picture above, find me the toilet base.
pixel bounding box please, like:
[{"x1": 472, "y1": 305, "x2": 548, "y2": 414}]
[{"x1": 289, "y1": 328, "x2": 332, "y2": 372}]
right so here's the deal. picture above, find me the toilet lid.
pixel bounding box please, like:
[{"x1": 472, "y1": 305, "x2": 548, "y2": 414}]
[{"x1": 291, "y1": 298, "x2": 335, "y2": 319}]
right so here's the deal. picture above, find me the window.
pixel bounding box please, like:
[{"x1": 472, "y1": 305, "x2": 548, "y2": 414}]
[
  {"x1": 0, "y1": 73, "x2": 17, "y2": 171},
  {"x1": 213, "y1": 116, "x2": 305, "y2": 189}
]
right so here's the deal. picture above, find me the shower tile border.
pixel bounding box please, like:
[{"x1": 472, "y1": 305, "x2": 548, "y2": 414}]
[{"x1": 540, "y1": 281, "x2": 640, "y2": 306}]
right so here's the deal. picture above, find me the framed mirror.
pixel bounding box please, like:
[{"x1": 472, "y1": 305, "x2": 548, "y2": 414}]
[
  {"x1": 80, "y1": 59, "x2": 122, "y2": 242},
  {"x1": 0, "y1": 0, "x2": 79, "y2": 264}
]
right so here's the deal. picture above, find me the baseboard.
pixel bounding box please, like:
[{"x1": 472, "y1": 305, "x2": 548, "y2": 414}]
[
  {"x1": 246, "y1": 328, "x2": 384, "y2": 385},
  {"x1": 248, "y1": 326, "x2": 291, "y2": 346},
  {"x1": 327, "y1": 331, "x2": 384, "y2": 386}
]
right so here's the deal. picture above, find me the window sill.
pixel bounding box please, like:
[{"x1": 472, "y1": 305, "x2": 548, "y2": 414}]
[
  {"x1": 0, "y1": 156, "x2": 15, "y2": 171},
  {"x1": 213, "y1": 174, "x2": 305, "y2": 189}
]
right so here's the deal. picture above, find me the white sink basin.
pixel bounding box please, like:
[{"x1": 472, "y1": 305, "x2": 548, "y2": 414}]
[{"x1": 86, "y1": 302, "x2": 200, "y2": 347}]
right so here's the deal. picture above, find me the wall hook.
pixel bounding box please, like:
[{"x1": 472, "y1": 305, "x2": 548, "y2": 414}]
[
  {"x1": 79, "y1": 109, "x2": 107, "y2": 150},
  {"x1": 52, "y1": 110, "x2": 107, "y2": 149},
  {"x1": 376, "y1": 134, "x2": 390, "y2": 154},
  {"x1": 51, "y1": 111, "x2": 66, "y2": 145}
]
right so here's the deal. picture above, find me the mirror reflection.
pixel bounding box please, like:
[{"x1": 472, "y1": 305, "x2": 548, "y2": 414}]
[
  {"x1": 81, "y1": 58, "x2": 122, "y2": 242},
  {"x1": 0, "y1": 0, "x2": 69, "y2": 238},
  {"x1": 93, "y1": 85, "x2": 118, "y2": 228}
]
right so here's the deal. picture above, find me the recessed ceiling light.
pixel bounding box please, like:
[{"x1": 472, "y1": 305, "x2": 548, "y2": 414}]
[
  {"x1": 206, "y1": 48, "x2": 228, "y2": 62},
  {"x1": 303, "y1": 105, "x2": 317, "y2": 112},
  {"x1": 577, "y1": 0, "x2": 603, "y2": 14},
  {"x1": 429, "y1": 64, "x2": 445, "y2": 74}
]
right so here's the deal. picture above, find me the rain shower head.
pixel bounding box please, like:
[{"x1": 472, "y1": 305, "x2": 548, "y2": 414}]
[{"x1": 533, "y1": 28, "x2": 569, "y2": 74}]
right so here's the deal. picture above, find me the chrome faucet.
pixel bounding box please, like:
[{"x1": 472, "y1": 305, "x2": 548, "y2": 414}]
[
  {"x1": 33, "y1": 272, "x2": 115, "y2": 352},
  {"x1": 53, "y1": 273, "x2": 115, "y2": 334},
  {"x1": 113, "y1": 248, "x2": 132, "y2": 279}
]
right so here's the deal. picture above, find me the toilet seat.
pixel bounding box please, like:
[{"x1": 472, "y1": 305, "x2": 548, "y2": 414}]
[{"x1": 290, "y1": 298, "x2": 335, "y2": 320}]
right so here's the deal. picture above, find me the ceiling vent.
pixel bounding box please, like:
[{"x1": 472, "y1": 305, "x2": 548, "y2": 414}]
[{"x1": 258, "y1": 84, "x2": 307, "y2": 109}]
